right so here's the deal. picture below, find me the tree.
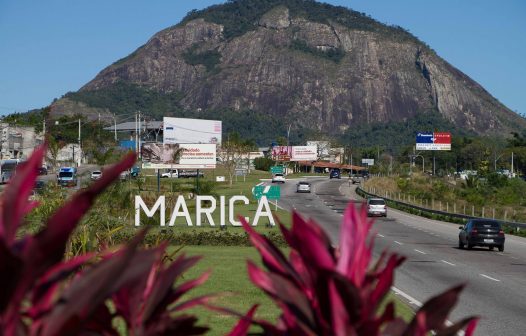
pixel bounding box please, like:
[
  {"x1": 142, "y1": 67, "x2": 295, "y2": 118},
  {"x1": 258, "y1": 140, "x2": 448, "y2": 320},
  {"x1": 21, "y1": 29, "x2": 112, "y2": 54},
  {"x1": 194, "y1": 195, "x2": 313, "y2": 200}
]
[
  {"x1": 219, "y1": 132, "x2": 255, "y2": 186},
  {"x1": 46, "y1": 136, "x2": 61, "y2": 172}
]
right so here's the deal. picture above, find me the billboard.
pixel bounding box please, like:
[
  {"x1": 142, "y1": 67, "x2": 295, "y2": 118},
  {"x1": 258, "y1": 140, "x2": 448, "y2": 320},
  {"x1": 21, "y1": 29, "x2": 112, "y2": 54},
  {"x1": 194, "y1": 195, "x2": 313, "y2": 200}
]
[
  {"x1": 271, "y1": 146, "x2": 292, "y2": 161},
  {"x1": 271, "y1": 146, "x2": 318, "y2": 161},
  {"x1": 416, "y1": 132, "x2": 451, "y2": 150},
  {"x1": 163, "y1": 117, "x2": 222, "y2": 145},
  {"x1": 362, "y1": 159, "x2": 375, "y2": 166},
  {"x1": 141, "y1": 143, "x2": 216, "y2": 169},
  {"x1": 306, "y1": 141, "x2": 330, "y2": 157},
  {"x1": 292, "y1": 146, "x2": 318, "y2": 161}
]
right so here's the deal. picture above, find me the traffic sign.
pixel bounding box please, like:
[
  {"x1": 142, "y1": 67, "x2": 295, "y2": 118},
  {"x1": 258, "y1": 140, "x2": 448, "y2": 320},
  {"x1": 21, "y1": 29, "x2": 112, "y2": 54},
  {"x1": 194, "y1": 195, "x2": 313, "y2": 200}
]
[
  {"x1": 252, "y1": 185, "x2": 281, "y2": 200},
  {"x1": 270, "y1": 166, "x2": 284, "y2": 174}
]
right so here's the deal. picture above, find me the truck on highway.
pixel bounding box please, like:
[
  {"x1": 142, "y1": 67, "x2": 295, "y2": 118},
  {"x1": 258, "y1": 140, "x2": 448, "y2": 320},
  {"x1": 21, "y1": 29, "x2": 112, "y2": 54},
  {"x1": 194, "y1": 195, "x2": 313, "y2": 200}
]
[
  {"x1": 161, "y1": 169, "x2": 204, "y2": 179},
  {"x1": 0, "y1": 159, "x2": 21, "y2": 184},
  {"x1": 57, "y1": 167, "x2": 78, "y2": 187}
]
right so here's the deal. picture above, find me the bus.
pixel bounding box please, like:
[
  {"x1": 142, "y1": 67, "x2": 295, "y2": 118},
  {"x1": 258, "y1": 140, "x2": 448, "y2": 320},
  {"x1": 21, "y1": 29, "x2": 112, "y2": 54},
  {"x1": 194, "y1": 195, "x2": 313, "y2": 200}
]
[
  {"x1": 57, "y1": 167, "x2": 78, "y2": 187},
  {"x1": 0, "y1": 159, "x2": 21, "y2": 184}
]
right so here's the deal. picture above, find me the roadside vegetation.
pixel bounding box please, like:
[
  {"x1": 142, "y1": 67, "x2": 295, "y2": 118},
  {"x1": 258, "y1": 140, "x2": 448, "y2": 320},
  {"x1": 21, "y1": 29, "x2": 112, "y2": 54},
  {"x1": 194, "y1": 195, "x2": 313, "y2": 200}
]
[
  {"x1": 3, "y1": 147, "x2": 476, "y2": 335},
  {"x1": 363, "y1": 172, "x2": 526, "y2": 224}
]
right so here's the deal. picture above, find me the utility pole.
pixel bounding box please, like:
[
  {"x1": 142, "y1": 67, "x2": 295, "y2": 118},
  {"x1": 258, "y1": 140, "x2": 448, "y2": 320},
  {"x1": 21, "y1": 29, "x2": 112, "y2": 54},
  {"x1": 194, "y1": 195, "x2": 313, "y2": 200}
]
[
  {"x1": 113, "y1": 113, "x2": 117, "y2": 142},
  {"x1": 511, "y1": 152, "x2": 514, "y2": 176},
  {"x1": 78, "y1": 119, "x2": 81, "y2": 167},
  {"x1": 135, "y1": 112, "x2": 138, "y2": 155},
  {"x1": 138, "y1": 111, "x2": 142, "y2": 160}
]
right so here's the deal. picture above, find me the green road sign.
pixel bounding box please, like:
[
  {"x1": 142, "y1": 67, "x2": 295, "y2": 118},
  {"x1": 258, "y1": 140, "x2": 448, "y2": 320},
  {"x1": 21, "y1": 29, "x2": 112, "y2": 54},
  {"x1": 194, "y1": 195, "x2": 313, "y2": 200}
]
[
  {"x1": 270, "y1": 166, "x2": 284, "y2": 174},
  {"x1": 252, "y1": 185, "x2": 281, "y2": 200}
]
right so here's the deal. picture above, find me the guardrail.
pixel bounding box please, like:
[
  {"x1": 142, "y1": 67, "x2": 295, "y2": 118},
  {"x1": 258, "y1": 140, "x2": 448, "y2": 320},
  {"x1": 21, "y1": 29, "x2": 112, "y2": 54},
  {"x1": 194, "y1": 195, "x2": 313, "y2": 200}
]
[{"x1": 356, "y1": 187, "x2": 526, "y2": 230}]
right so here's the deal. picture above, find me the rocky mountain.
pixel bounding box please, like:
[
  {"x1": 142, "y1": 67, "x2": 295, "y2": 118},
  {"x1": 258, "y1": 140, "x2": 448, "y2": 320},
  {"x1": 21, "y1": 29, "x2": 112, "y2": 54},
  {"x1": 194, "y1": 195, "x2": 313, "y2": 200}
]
[{"x1": 56, "y1": 0, "x2": 526, "y2": 143}]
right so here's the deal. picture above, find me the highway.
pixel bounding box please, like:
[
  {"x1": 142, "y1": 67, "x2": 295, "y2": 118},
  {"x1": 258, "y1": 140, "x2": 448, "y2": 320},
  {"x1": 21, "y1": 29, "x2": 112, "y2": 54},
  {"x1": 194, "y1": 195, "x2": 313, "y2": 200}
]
[{"x1": 268, "y1": 177, "x2": 526, "y2": 336}]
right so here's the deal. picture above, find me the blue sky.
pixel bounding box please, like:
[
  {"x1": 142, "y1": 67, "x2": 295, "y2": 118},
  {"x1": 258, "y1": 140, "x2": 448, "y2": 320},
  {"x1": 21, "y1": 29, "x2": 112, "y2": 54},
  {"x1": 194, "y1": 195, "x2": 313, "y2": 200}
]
[{"x1": 0, "y1": 0, "x2": 524, "y2": 116}]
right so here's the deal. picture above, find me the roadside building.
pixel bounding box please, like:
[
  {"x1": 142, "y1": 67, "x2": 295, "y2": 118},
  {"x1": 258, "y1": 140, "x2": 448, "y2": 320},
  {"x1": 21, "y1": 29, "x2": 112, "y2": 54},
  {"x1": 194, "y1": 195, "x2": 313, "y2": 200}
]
[{"x1": 0, "y1": 123, "x2": 43, "y2": 160}]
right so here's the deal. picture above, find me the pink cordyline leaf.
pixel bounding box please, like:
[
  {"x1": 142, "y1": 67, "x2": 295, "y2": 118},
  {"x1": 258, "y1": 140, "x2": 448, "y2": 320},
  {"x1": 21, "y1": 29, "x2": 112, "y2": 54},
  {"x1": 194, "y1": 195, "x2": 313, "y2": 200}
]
[
  {"x1": 337, "y1": 204, "x2": 374, "y2": 286},
  {"x1": 0, "y1": 144, "x2": 46, "y2": 245},
  {"x1": 27, "y1": 254, "x2": 94, "y2": 320},
  {"x1": 38, "y1": 230, "x2": 151, "y2": 335},
  {"x1": 238, "y1": 203, "x2": 478, "y2": 336},
  {"x1": 142, "y1": 254, "x2": 204, "y2": 322},
  {"x1": 228, "y1": 305, "x2": 258, "y2": 336},
  {"x1": 286, "y1": 213, "x2": 336, "y2": 271},
  {"x1": 241, "y1": 217, "x2": 303, "y2": 285},
  {"x1": 2, "y1": 152, "x2": 137, "y2": 329}
]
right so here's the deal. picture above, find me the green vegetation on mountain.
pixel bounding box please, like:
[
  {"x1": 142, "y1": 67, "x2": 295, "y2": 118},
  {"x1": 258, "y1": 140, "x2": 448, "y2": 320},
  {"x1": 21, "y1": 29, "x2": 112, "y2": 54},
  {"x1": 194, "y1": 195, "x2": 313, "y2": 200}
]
[
  {"x1": 65, "y1": 82, "x2": 320, "y2": 146},
  {"x1": 180, "y1": 0, "x2": 424, "y2": 45},
  {"x1": 290, "y1": 39, "x2": 345, "y2": 63},
  {"x1": 65, "y1": 82, "x2": 184, "y2": 117},
  {"x1": 342, "y1": 110, "x2": 473, "y2": 150},
  {"x1": 182, "y1": 45, "x2": 222, "y2": 72}
]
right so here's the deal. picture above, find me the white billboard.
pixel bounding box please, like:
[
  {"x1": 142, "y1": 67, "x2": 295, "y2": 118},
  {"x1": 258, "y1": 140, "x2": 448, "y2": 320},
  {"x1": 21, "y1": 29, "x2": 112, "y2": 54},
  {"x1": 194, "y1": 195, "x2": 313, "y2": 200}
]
[
  {"x1": 307, "y1": 141, "x2": 330, "y2": 157},
  {"x1": 292, "y1": 146, "x2": 318, "y2": 161},
  {"x1": 163, "y1": 117, "x2": 222, "y2": 145},
  {"x1": 141, "y1": 143, "x2": 216, "y2": 169}
]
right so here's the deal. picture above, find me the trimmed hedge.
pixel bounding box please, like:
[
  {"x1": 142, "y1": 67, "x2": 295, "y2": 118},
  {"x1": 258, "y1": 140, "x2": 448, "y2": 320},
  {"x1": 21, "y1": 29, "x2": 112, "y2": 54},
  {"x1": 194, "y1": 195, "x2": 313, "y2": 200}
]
[{"x1": 113, "y1": 228, "x2": 288, "y2": 247}]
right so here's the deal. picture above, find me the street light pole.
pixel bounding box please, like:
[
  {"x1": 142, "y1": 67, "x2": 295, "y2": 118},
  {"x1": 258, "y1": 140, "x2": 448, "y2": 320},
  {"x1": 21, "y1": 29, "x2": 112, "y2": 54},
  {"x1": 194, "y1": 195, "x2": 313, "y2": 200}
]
[{"x1": 78, "y1": 119, "x2": 81, "y2": 167}]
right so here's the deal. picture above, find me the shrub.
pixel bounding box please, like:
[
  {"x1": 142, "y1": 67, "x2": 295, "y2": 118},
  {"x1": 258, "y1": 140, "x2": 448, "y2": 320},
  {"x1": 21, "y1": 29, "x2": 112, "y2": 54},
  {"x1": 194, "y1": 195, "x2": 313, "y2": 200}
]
[
  {"x1": 230, "y1": 206, "x2": 478, "y2": 335},
  {"x1": 0, "y1": 146, "x2": 210, "y2": 334}
]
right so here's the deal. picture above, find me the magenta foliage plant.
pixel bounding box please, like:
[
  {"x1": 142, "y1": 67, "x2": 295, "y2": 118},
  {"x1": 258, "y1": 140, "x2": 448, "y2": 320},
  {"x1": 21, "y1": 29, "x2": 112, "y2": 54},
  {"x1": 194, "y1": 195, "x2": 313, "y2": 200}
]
[
  {"x1": 0, "y1": 145, "x2": 210, "y2": 335},
  {"x1": 232, "y1": 207, "x2": 479, "y2": 336}
]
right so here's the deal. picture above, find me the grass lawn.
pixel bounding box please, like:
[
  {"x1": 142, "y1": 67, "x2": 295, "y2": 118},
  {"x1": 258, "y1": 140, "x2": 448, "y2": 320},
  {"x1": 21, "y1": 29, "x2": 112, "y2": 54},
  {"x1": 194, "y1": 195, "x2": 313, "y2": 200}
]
[{"x1": 178, "y1": 246, "x2": 415, "y2": 335}]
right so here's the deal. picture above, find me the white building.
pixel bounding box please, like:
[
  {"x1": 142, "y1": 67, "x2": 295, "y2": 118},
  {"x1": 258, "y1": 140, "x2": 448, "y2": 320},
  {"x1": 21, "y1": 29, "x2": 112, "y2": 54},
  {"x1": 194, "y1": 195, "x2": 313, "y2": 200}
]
[{"x1": 0, "y1": 123, "x2": 43, "y2": 160}]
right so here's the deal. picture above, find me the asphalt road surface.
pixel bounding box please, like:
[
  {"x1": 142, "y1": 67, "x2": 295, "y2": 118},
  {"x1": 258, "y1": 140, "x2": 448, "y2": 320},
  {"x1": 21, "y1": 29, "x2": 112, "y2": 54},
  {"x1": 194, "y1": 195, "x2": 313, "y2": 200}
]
[{"x1": 267, "y1": 177, "x2": 526, "y2": 336}]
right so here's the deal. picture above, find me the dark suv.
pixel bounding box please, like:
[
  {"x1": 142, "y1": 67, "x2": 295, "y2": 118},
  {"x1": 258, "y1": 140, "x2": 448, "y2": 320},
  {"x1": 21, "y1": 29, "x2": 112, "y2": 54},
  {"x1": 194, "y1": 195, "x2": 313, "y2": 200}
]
[{"x1": 459, "y1": 219, "x2": 505, "y2": 251}]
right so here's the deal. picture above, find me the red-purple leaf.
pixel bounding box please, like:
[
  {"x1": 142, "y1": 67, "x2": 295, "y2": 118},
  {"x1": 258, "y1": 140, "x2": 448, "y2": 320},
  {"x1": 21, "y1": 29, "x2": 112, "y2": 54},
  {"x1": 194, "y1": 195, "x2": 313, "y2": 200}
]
[
  {"x1": 228, "y1": 305, "x2": 258, "y2": 336},
  {"x1": 0, "y1": 144, "x2": 46, "y2": 244}
]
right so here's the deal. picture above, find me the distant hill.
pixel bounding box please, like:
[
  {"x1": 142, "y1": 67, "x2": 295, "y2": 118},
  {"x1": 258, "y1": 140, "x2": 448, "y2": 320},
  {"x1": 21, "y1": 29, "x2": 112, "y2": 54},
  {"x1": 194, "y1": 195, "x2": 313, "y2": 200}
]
[{"x1": 50, "y1": 0, "x2": 525, "y2": 145}]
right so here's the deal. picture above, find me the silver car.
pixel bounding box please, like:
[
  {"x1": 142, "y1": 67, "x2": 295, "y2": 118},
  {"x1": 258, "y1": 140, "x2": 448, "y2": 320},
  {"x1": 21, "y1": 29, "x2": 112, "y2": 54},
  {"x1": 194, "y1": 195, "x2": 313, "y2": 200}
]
[
  {"x1": 367, "y1": 198, "x2": 387, "y2": 217},
  {"x1": 296, "y1": 181, "x2": 311, "y2": 193}
]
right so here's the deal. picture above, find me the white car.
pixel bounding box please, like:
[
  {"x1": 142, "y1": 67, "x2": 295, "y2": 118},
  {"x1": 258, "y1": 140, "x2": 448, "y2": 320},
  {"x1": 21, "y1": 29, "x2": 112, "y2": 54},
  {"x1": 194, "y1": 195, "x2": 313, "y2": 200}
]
[
  {"x1": 272, "y1": 173, "x2": 285, "y2": 183},
  {"x1": 90, "y1": 171, "x2": 102, "y2": 181},
  {"x1": 161, "y1": 169, "x2": 179, "y2": 178},
  {"x1": 296, "y1": 181, "x2": 311, "y2": 193},
  {"x1": 366, "y1": 198, "x2": 387, "y2": 217}
]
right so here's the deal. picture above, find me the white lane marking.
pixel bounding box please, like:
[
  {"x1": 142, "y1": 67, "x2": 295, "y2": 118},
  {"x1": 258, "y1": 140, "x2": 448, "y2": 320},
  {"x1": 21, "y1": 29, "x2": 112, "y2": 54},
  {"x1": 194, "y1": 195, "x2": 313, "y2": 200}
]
[
  {"x1": 511, "y1": 256, "x2": 519, "y2": 260},
  {"x1": 441, "y1": 260, "x2": 456, "y2": 266},
  {"x1": 394, "y1": 241, "x2": 403, "y2": 245},
  {"x1": 496, "y1": 253, "x2": 504, "y2": 256},
  {"x1": 391, "y1": 287, "x2": 464, "y2": 336},
  {"x1": 256, "y1": 182, "x2": 264, "y2": 186},
  {"x1": 269, "y1": 200, "x2": 287, "y2": 211},
  {"x1": 480, "y1": 274, "x2": 501, "y2": 282},
  {"x1": 378, "y1": 234, "x2": 385, "y2": 238},
  {"x1": 414, "y1": 249, "x2": 426, "y2": 255},
  {"x1": 391, "y1": 286, "x2": 422, "y2": 306}
]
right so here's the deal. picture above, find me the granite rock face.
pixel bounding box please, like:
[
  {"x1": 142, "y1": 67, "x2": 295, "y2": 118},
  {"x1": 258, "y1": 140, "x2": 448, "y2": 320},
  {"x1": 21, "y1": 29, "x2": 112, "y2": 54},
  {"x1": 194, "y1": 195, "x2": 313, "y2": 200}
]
[{"x1": 78, "y1": 5, "x2": 525, "y2": 135}]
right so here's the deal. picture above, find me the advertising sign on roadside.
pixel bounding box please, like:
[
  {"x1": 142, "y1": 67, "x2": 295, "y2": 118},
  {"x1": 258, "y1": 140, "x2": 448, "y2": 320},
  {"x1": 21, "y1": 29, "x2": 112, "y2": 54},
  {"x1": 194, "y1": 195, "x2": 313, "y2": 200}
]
[
  {"x1": 163, "y1": 117, "x2": 222, "y2": 145},
  {"x1": 291, "y1": 146, "x2": 318, "y2": 161},
  {"x1": 141, "y1": 143, "x2": 217, "y2": 169},
  {"x1": 362, "y1": 158, "x2": 375, "y2": 166},
  {"x1": 272, "y1": 146, "x2": 318, "y2": 161},
  {"x1": 271, "y1": 146, "x2": 292, "y2": 161},
  {"x1": 416, "y1": 132, "x2": 451, "y2": 150}
]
